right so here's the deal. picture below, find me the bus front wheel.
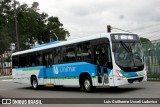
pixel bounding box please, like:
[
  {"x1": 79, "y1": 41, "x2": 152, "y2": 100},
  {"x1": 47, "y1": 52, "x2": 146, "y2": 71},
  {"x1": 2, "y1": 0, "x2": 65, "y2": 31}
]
[{"x1": 83, "y1": 77, "x2": 94, "y2": 92}]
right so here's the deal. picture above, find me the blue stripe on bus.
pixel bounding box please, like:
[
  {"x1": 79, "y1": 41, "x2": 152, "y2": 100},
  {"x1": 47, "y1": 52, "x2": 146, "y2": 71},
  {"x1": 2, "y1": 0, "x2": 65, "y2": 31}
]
[
  {"x1": 120, "y1": 70, "x2": 138, "y2": 77},
  {"x1": 15, "y1": 62, "x2": 112, "y2": 78},
  {"x1": 38, "y1": 62, "x2": 96, "y2": 78},
  {"x1": 107, "y1": 68, "x2": 111, "y2": 76},
  {"x1": 34, "y1": 41, "x2": 60, "y2": 48},
  {"x1": 38, "y1": 62, "x2": 112, "y2": 78}
]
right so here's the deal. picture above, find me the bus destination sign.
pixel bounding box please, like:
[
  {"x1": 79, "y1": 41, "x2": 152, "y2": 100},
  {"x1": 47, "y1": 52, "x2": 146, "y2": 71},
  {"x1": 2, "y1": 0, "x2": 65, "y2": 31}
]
[{"x1": 111, "y1": 34, "x2": 139, "y2": 42}]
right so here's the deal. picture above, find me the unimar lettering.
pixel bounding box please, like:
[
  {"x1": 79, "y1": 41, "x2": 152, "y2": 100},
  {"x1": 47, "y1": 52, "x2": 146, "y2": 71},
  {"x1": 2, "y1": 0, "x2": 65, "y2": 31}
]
[
  {"x1": 53, "y1": 67, "x2": 59, "y2": 74},
  {"x1": 53, "y1": 66, "x2": 76, "y2": 74}
]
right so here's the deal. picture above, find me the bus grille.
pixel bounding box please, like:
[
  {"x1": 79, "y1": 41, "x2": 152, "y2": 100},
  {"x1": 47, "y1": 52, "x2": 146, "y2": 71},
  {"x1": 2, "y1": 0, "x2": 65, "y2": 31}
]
[{"x1": 128, "y1": 77, "x2": 144, "y2": 83}]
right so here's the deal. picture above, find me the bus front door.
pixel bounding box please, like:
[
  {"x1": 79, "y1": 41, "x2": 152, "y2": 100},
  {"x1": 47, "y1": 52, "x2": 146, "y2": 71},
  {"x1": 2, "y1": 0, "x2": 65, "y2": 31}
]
[
  {"x1": 97, "y1": 66, "x2": 108, "y2": 85},
  {"x1": 95, "y1": 44, "x2": 109, "y2": 85}
]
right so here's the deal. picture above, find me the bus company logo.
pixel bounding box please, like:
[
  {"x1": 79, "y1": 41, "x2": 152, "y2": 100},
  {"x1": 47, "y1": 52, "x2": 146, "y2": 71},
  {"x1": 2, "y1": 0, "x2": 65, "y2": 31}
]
[
  {"x1": 53, "y1": 66, "x2": 59, "y2": 74},
  {"x1": 2, "y1": 99, "x2": 11, "y2": 104}
]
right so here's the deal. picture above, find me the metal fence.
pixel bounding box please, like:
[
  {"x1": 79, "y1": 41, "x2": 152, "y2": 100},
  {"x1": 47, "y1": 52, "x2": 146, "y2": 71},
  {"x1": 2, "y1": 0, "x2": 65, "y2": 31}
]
[
  {"x1": 142, "y1": 40, "x2": 160, "y2": 81},
  {"x1": 0, "y1": 67, "x2": 12, "y2": 76}
]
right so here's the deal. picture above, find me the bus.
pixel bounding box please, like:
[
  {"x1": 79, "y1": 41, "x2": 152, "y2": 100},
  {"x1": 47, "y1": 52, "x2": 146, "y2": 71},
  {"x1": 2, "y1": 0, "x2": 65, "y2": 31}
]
[{"x1": 12, "y1": 32, "x2": 147, "y2": 92}]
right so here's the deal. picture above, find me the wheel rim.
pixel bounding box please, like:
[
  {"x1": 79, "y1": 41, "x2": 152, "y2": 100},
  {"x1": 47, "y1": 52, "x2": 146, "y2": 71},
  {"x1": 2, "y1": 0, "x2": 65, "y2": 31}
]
[
  {"x1": 33, "y1": 79, "x2": 37, "y2": 88},
  {"x1": 84, "y1": 79, "x2": 91, "y2": 91}
]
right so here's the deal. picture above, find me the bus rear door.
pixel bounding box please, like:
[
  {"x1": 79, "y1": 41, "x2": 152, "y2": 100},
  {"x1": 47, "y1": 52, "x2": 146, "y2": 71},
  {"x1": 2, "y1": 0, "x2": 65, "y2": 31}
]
[{"x1": 44, "y1": 52, "x2": 55, "y2": 86}]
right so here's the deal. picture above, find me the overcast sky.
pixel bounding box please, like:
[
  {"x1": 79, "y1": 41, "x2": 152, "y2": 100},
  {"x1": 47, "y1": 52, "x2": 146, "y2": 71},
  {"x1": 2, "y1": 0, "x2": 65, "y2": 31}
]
[{"x1": 19, "y1": 0, "x2": 160, "y2": 40}]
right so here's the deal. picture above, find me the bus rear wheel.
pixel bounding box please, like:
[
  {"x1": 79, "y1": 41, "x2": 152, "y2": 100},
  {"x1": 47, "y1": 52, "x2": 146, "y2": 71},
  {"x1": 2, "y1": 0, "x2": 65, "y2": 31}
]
[
  {"x1": 83, "y1": 77, "x2": 94, "y2": 92},
  {"x1": 31, "y1": 76, "x2": 39, "y2": 90}
]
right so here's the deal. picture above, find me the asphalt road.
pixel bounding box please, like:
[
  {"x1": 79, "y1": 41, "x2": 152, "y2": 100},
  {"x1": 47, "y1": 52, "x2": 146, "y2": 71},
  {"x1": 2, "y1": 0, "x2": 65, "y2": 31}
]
[{"x1": 0, "y1": 80, "x2": 160, "y2": 107}]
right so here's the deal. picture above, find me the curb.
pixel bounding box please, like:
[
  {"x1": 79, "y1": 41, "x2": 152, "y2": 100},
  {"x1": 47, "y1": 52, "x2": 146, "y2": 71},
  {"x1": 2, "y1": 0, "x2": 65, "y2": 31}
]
[{"x1": 0, "y1": 75, "x2": 12, "y2": 80}]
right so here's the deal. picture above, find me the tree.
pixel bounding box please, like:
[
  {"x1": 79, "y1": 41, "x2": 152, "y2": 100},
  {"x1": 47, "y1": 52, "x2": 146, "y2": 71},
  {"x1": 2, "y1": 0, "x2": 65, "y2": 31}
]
[
  {"x1": 0, "y1": 0, "x2": 70, "y2": 75},
  {"x1": 45, "y1": 16, "x2": 70, "y2": 42},
  {"x1": 0, "y1": 29, "x2": 11, "y2": 55},
  {"x1": 0, "y1": 0, "x2": 70, "y2": 51},
  {"x1": 0, "y1": 27, "x2": 11, "y2": 75},
  {"x1": 0, "y1": 0, "x2": 12, "y2": 54},
  {"x1": 16, "y1": 2, "x2": 47, "y2": 49},
  {"x1": 15, "y1": 1, "x2": 70, "y2": 50},
  {"x1": 140, "y1": 37, "x2": 152, "y2": 44},
  {"x1": 31, "y1": 2, "x2": 39, "y2": 11}
]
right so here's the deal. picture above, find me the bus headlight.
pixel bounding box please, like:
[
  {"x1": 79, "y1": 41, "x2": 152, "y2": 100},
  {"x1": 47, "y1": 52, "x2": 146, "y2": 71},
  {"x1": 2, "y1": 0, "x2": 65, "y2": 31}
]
[
  {"x1": 144, "y1": 70, "x2": 147, "y2": 76},
  {"x1": 116, "y1": 70, "x2": 125, "y2": 78}
]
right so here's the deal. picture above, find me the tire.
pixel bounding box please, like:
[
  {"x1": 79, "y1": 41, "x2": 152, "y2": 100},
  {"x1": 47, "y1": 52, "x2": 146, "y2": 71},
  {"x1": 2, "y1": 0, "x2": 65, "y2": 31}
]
[
  {"x1": 31, "y1": 76, "x2": 39, "y2": 90},
  {"x1": 83, "y1": 77, "x2": 94, "y2": 92}
]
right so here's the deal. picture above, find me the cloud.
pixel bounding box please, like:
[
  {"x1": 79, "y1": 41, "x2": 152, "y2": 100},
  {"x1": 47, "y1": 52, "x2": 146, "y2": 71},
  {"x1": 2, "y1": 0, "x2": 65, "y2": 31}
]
[{"x1": 19, "y1": 0, "x2": 160, "y2": 40}]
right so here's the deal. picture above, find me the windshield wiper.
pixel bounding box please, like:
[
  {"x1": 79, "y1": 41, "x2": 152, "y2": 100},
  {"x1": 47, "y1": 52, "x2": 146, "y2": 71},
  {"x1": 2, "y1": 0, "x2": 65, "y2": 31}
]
[
  {"x1": 120, "y1": 41, "x2": 136, "y2": 68},
  {"x1": 120, "y1": 41, "x2": 132, "y2": 53}
]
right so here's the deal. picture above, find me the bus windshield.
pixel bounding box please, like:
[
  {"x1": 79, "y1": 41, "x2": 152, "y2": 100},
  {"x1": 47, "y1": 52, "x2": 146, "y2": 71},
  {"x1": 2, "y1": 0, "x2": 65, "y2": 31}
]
[{"x1": 111, "y1": 34, "x2": 144, "y2": 71}]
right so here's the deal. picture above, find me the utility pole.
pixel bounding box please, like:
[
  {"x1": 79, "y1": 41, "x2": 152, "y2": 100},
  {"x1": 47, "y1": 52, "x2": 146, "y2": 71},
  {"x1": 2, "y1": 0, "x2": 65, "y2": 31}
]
[
  {"x1": 53, "y1": 33, "x2": 59, "y2": 41},
  {"x1": 13, "y1": 0, "x2": 19, "y2": 51}
]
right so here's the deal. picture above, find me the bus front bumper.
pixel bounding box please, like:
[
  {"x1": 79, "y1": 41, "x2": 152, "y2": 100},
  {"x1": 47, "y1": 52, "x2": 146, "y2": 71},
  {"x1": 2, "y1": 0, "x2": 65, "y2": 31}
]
[{"x1": 113, "y1": 75, "x2": 147, "y2": 86}]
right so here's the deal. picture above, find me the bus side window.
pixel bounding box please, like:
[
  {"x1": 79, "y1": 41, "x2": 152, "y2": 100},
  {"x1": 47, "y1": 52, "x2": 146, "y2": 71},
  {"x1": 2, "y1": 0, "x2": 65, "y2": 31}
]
[
  {"x1": 43, "y1": 53, "x2": 48, "y2": 66},
  {"x1": 12, "y1": 56, "x2": 19, "y2": 68},
  {"x1": 48, "y1": 52, "x2": 53, "y2": 65},
  {"x1": 37, "y1": 52, "x2": 42, "y2": 66},
  {"x1": 62, "y1": 46, "x2": 67, "y2": 63},
  {"x1": 65, "y1": 45, "x2": 76, "y2": 62},
  {"x1": 54, "y1": 48, "x2": 61, "y2": 64},
  {"x1": 82, "y1": 42, "x2": 92, "y2": 61},
  {"x1": 25, "y1": 55, "x2": 28, "y2": 66},
  {"x1": 76, "y1": 43, "x2": 83, "y2": 61},
  {"x1": 106, "y1": 44, "x2": 113, "y2": 69},
  {"x1": 29, "y1": 54, "x2": 36, "y2": 66},
  {"x1": 20, "y1": 55, "x2": 27, "y2": 67}
]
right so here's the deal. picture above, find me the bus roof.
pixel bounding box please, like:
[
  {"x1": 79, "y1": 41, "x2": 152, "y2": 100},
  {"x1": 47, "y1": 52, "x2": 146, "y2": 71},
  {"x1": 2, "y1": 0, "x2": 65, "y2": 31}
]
[{"x1": 12, "y1": 32, "x2": 134, "y2": 56}]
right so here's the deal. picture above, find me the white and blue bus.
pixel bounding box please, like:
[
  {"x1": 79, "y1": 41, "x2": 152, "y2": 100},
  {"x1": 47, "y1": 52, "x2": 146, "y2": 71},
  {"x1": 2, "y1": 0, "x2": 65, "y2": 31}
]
[{"x1": 12, "y1": 32, "x2": 147, "y2": 92}]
